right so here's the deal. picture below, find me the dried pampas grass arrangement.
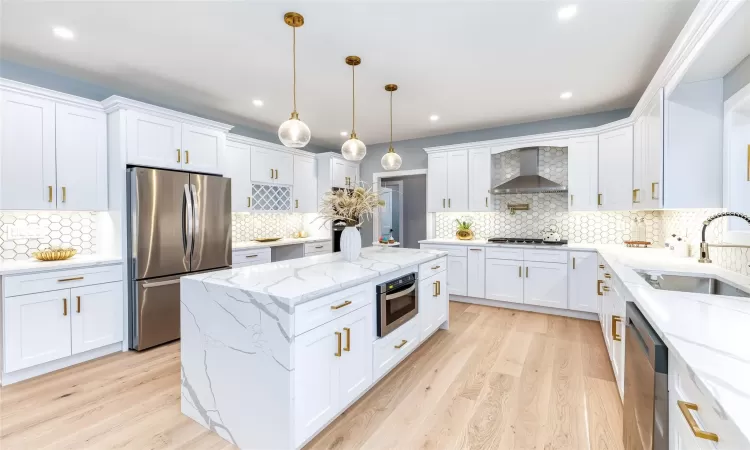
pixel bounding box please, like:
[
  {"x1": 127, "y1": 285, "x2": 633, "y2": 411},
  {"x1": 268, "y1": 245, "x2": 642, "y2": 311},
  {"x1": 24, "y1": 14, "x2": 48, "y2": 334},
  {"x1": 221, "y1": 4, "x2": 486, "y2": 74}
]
[{"x1": 318, "y1": 183, "x2": 385, "y2": 227}]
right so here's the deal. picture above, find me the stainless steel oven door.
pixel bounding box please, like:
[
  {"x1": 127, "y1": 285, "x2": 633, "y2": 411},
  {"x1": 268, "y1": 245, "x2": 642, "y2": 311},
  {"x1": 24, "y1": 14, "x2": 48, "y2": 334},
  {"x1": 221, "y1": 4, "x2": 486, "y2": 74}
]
[{"x1": 379, "y1": 282, "x2": 418, "y2": 337}]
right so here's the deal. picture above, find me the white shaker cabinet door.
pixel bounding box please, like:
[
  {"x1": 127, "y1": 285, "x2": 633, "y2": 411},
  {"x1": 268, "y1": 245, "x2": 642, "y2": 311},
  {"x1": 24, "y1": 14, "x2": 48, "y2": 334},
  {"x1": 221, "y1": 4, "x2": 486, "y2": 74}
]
[
  {"x1": 0, "y1": 91, "x2": 56, "y2": 210},
  {"x1": 224, "y1": 140, "x2": 252, "y2": 211},
  {"x1": 446, "y1": 256, "x2": 467, "y2": 297},
  {"x1": 294, "y1": 320, "x2": 340, "y2": 447},
  {"x1": 4, "y1": 289, "x2": 72, "y2": 373},
  {"x1": 250, "y1": 146, "x2": 277, "y2": 184},
  {"x1": 70, "y1": 281, "x2": 124, "y2": 355},
  {"x1": 468, "y1": 148, "x2": 492, "y2": 211},
  {"x1": 446, "y1": 150, "x2": 469, "y2": 211},
  {"x1": 274, "y1": 151, "x2": 295, "y2": 186},
  {"x1": 523, "y1": 261, "x2": 568, "y2": 309},
  {"x1": 125, "y1": 110, "x2": 182, "y2": 170},
  {"x1": 467, "y1": 247, "x2": 486, "y2": 298},
  {"x1": 343, "y1": 162, "x2": 358, "y2": 188},
  {"x1": 568, "y1": 251, "x2": 598, "y2": 313},
  {"x1": 598, "y1": 126, "x2": 634, "y2": 211},
  {"x1": 337, "y1": 305, "x2": 373, "y2": 408},
  {"x1": 427, "y1": 153, "x2": 448, "y2": 212},
  {"x1": 418, "y1": 276, "x2": 437, "y2": 340},
  {"x1": 642, "y1": 90, "x2": 664, "y2": 209},
  {"x1": 181, "y1": 123, "x2": 224, "y2": 175},
  {"x1": 432, "y1": 270, "x2": 449, "y2": 328},
  {"x1": 485, "y1": 259, "x2": 524, "y2": 304},
  {"x1": 567, "y1": 135, "x2": 599, "y2": 211},
  {"x1": 332, "y1": 158, "x2": 348, "y2": 188},
  {"x1": 55, "y1": 104, "x2": 108, "y2": 211},
  {"x1": 293, "y1": 155, "x2": 317, "y2": 213}
]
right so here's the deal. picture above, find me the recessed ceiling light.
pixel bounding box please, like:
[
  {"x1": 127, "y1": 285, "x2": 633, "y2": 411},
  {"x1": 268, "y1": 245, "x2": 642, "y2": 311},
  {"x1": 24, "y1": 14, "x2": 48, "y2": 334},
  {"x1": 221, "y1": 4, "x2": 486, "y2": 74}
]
[
  {"x1": 557, "y1": 5, "x2": 577, "y2": 20},
  {"x1": 340, "y1": 131, "x2": 348, "y2": 137},
  {"x1": 252, "y1": 99, "x2": 263, "y2": 107},
  {"x1": 429, "y1": 115, "x2": 440, "y2": 121},
  {"x1": 52, "y1": 27, "x2": 75, "y2": 40},
  {"x1": 560, "y1": 91, "x2": 573, "y2": 100}
]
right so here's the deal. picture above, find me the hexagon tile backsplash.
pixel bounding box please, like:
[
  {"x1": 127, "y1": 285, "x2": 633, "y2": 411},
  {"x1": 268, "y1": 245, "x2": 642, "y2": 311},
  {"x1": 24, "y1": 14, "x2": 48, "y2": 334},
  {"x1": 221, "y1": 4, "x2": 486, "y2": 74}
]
[
  {"x1": 232, "y1": 212, "x2": 306, "y2": 242},
  {"x1": 0, "y1": 212, "x2": 97, "y2": 260}
]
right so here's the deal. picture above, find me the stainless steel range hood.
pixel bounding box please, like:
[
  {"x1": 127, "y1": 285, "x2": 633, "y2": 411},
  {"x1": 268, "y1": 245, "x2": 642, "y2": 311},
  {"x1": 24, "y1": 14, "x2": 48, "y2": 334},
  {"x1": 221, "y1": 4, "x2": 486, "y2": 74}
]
[{"x1": 491, "y1": 147, "x2": 568, "y2": 194}]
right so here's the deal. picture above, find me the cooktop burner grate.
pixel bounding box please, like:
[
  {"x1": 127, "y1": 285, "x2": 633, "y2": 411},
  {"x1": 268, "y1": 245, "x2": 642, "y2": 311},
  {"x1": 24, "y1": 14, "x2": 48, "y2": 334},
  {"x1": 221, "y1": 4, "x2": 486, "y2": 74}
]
[{"x1": 488, "y1": 237, "x2": 568, "y2": 245}]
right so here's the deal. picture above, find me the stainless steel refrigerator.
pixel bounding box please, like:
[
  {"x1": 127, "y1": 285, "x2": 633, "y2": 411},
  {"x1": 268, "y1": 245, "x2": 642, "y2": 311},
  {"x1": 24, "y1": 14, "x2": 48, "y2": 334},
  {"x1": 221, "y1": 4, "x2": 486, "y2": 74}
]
[{"x1": 127, "y1": 167, "x2": 231, "y2": 351}]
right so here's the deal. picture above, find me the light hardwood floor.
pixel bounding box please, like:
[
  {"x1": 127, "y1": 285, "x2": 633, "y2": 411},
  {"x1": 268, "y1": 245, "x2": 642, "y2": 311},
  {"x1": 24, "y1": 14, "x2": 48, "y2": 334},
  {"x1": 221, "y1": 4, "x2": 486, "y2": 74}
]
[{"x1": 0, "y1": 302, "x2": 624, "y2": 450}]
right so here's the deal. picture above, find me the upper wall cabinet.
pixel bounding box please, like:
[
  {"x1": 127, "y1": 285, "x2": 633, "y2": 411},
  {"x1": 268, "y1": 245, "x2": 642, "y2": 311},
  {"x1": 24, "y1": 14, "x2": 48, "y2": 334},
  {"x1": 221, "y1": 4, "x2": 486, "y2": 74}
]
[
  {"x1": 598, "y1": 126, "x2": 634, "y2": 211},
  {"x1": 251, "y1": 146, "x2": 294, "y2": 185},
  {"x1": 331, "y1": 158, "x2": 359, "y2": 189},
  {"x1": 633, "y1": 90, "x2": 663, "y2": 209},
  {"x1": 468, "y1": 148, "x2": 491, "y2": 212},
  {"x1": 568, "y1": 135, "x2": 599, "y2": 211},
  {"x1": 0, "y1": 82, "x2": 108, "y2": 211},
  {"x1": 427, "y1": 150, "x2": 468, "y2": 212},
  {"x1": 224, "y1": 138, "x2": 252, "y2": 212},
  {"x1": 293, "y1": 155, "x2": 317, "y2": 213},
  {"x1": 316, "y1": 153, "x2": 360, "y2": 203},
  {"x1": 102, "y1": 96, "x2": 232, "y2": 176}
]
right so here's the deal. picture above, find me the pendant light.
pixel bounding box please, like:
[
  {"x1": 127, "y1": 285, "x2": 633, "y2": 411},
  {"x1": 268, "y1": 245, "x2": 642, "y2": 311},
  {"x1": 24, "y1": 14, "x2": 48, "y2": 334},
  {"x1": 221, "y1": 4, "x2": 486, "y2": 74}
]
[
  {"x1": 341, "y1": 56, "x2": 366, "y2": 161},
  {"x1": 381, "y1": 84, "x2": 402, "y2": 170},
  {"x1": 278, "y1": 12, "x2": 311, "y2": 148}
]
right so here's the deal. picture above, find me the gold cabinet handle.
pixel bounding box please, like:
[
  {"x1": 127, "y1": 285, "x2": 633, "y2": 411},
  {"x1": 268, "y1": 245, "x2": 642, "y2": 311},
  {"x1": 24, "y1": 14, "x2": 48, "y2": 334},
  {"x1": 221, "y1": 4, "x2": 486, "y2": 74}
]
[
  {"x1": 485, "y1": 197, "x2": 488, "y2": 207},
  {"x1": 61, "y1": 186, "x2": 67, "y2": 203},
  {"x1": 633, "y1": 188, "x2": 640, "y2": 203},
  {"x1": 436, "y1": 280, "x2": 441, "y2": 295},
  {"x1": 599, "y1": 264, "x2": 605, "y2": 269},
  {"x1": 185, "y1": 150, "x2": 189, "y2": 164},
  {"x1": 343, "y1": 327, "x2": 351, "y2": 352},
  {"x1": 602, "y1": 286, "x2": 610, "y2": 292},
  {"x1": 598, "y1": 193, "x2": 603, "y2": 206},
  {"x1": 572, "y1": 257, "x2": 576, "y2": 269},
  {"x1": 76, "y1": 295, "x2": 81, "y2": 313},
  {"x1": 526, "y1": 267, "x2": 529, "y2": 278},
  {"x1": 295, "y1": 199, "x2": 299, "y2": 209},
  {"x1": 433, "y1": 281, "x2": 438, "y2": 297},
  {"x1": 270, "y1": 168, "x2": 274, "y2": 179},
  {"x1": 570, "y1": 194, "x2": 574, "y2": 206},
  {"x1": 48, "y1": 186, "x2": 53, "y2": 203},
  {"x1": 747, "y1": 144, "x2": 750, "y2": 181},
  {"x1": 335, "y1": 331, "x2": 342, "y2": 357},
  {"x1": 63, "y1": 298, "x2": 68, "y2": 316},
  {"x1": 315, "y1": 245, "x2": 324, "y2": 249},
  {"x1": 431, "y1": 265, "x2": 441, "y2": 270},
  {"x1": 58, "y1": 276, "x2": 84, "y2": 282},
  {"x1": 604, "y1": 273, "x2": 612, "y2": 279},
  {"x1": 177, "y1": 149, "x2": 181, "y2": 163},
  {"x1": 611, "y1": 315, "x2": 621, "y2": 341},
  {"x1": 597, "y1": 280, "x2": 604, "y2": 296},
  {"x1": 677, "y1": 401, "x2": 719, "y2": 442},
  {"x1": 394, "y1": 339, "x2": 407, "y2": 349},
  {"x1": 247, "y1": 197, "x2": 251, "y2": 208},
  {"x1": 245, "y1": 254, "x2": 258, "y2": 258},
  {"x1": 518, "y1": 266, "x2": 522, "y2": 278},
  {"x1": 448, "y1": 198, "x2": 451, "y2": 208},
  {"x1": 442, "y1": 198, "x2": 445, "y2": 208},
  {"x1": 651, "y1": 182, "x2": 659, "y2": 200},
  {"x1": 275, "y1": 169, "x2": 279, "y2": 179},
  {"x1": 331, "y1": 300, "x2": 352, "y2": 310}
]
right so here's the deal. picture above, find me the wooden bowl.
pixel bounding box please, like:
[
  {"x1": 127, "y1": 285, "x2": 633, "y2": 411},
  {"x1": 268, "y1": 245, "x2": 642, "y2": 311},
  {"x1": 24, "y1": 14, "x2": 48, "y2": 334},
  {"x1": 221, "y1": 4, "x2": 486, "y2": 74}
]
[
  {"x1": 254, "y1": 237, "x2": 282, "y2": 243},
  {"x1": 32, "y1": 248, "x2": 78, "y2": 261}
]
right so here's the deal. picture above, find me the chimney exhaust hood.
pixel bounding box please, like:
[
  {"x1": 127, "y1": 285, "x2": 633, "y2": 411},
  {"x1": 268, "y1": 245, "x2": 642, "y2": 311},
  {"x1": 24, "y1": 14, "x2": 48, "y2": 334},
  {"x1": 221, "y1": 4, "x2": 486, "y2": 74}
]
[{"x1": 491, "y1": 147, "x2": 568, "y2": 195}]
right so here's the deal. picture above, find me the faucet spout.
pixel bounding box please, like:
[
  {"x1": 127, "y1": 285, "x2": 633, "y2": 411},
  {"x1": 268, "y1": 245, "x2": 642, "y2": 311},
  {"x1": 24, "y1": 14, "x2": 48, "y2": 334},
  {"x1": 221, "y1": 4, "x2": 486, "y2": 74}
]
[{"x1": 699, "y1": 212, "x2": 750, "y2": 263}]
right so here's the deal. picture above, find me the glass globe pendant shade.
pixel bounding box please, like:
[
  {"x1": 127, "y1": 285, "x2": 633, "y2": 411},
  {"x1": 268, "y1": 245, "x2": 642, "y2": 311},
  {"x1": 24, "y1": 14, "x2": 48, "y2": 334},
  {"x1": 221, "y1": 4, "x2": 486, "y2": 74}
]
[
  {"x1": 341, "y1": 133, "x2": 366, "y2": 161},
  {"x1": 278, "y1": 113, "x2": 311, "y2": 148},
  {"x1": 381, "y1": 147, "x2": 402, "y2": 170}
]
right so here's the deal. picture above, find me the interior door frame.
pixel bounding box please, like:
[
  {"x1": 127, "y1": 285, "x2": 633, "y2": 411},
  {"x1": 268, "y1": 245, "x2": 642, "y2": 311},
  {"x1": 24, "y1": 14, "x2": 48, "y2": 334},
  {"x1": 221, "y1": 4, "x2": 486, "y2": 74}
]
[
  {"x1": 379, "y1": 181, "x2": 404, "y2": 243},
  {"x1": 372, "y1": 169, "x2": 428, "y2": 247}
]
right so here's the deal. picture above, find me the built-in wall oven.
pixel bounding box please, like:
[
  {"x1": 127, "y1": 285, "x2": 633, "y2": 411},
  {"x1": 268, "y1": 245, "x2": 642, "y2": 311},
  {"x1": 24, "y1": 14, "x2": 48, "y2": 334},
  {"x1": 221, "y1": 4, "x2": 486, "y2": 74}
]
[{"x1": 376, "y1": 273, "x2": 418, "y2": 337}]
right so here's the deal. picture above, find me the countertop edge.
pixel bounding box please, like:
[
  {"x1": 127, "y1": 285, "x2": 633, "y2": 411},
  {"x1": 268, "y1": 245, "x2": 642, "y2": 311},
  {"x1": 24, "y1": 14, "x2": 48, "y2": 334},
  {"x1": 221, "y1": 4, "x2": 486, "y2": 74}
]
[
  {"x1": 232, "y1": 237, "x2": 332, "y2": 251},
  {"x1": 0, "y1": 256, "x2": 124, "y2": 276}
]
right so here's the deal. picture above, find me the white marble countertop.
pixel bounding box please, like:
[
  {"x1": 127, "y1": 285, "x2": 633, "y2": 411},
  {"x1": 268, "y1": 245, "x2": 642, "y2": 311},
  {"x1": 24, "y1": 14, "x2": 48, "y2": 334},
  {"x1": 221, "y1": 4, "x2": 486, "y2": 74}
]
[
  {"x1": 419, "y1": 238, "x2": 597, "y2": 251},
  {"x1": 184, "y1": 247, "x2": 446, "y2": 308},
  {"x1": 593, "y1": 246, "x2": 750, "y2": 443},
  {"x1": 0, "y1": 254, "x2": 123, "y2": 276},
  {"x1": 232, "y1": 237, "x2": 330, "y2": 251}
]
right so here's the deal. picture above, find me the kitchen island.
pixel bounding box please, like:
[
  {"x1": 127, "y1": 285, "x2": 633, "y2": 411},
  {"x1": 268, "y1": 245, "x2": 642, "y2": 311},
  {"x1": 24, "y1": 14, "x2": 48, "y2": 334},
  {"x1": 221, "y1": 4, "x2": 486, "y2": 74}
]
[{"x1": 179, "y1": 246, "x2": 448, "y2": 449}]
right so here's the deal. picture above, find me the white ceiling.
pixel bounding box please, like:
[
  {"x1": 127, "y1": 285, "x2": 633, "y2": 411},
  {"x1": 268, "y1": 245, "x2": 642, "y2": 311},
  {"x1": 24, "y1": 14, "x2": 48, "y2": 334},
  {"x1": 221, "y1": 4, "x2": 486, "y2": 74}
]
[{"x1": 1, "y1": 1, "x2": 697, "y2": 148}]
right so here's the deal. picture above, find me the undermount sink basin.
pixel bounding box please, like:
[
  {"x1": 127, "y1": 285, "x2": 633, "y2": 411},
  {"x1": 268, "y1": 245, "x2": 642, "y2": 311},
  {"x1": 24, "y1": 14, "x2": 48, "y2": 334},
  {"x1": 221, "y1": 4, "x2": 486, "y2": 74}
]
[{"x1": 636, "y1": 271, "x2": 750, "y2": 298}]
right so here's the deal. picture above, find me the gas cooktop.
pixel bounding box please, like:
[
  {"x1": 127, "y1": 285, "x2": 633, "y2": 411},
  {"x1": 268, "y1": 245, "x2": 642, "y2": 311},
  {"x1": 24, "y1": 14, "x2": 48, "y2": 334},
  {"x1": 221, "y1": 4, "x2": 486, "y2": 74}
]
[{"x1": 488, "y1": 237, "x2": 568, "y2": 245}]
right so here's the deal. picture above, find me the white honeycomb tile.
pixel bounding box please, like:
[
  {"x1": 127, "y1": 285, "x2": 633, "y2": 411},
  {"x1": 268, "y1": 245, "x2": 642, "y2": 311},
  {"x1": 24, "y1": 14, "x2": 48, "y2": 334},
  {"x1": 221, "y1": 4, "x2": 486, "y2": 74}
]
[
  {"x1": 231, "y1": 212, "x2": 305, "y2": 242},
  {"x1": 0, "y1": 212, "x2": 98, "y2": 260}
]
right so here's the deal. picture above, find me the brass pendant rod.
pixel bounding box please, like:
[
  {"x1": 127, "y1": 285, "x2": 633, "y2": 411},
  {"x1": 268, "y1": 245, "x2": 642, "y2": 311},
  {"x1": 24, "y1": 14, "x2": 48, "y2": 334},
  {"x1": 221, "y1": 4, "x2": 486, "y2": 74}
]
[
  {"x1": 351, "y1": 63, "x2": 355, "y2": 134},
  {"x1": 389, "y1": 91, "x2": 393, "y2": 149},
  {"x1": 292, "y1": 26, "x2": 297, "y2": 113}
]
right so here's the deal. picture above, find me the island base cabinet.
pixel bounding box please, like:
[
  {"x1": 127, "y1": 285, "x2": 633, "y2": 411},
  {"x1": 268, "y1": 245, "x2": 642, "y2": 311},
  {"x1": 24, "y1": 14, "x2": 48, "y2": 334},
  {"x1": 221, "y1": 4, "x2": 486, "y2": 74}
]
[
  {"x1": 4, "y1": 289, "x2": 72, "y2": 373},
  {"x1": 294, "y1": 304, "x2": 373, "y2": 448},
  {"x1": 70, "y1": 282, "x2": 124, "y2": 355},
  {"x1": 418, "y1": 270, "x2": 448, "y2": 342}
]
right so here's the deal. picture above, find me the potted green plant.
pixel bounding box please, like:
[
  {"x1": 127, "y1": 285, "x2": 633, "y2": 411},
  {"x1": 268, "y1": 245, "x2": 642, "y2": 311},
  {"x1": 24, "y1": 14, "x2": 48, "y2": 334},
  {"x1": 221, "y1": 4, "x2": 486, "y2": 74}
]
[{"x1": 455, "y1": 217, "x2": 474, "y2": 240}]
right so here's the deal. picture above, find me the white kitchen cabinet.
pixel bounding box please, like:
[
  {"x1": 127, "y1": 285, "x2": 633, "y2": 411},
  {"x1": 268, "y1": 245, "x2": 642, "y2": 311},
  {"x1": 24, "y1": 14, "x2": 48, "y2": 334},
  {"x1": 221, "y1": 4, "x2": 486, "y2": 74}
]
[
  {"x1": 337, "y1": 305, "x2": 373, "y2": 408},
  {"x1": 0, "y1": 90, "x2": 56, "y2": 210},
  {"x1": 468, "y1": 148, "x2": 491, "y2": 211},
  {"x1": 224, "y1": 139, "x2": 252, "y2": 211},
  {"x1": 181, "y1": 123, "x2": 224, "y2": 175},
  {"x1": 251, "y1": 146, "x2": 294, "y2": 185},
  {"x1": 427, "y1": 153, "x2": 448, "y2": 212},
  {"x1": 294, "y1": 155, "x2": 317, "y2": 213},
  {"x1": 433, "y1": 270, "x2": 449, "y2": 329},
  {"x1": 427, "y1": 150, "x2": 468, "y2": 212},
  {"x1": 485, "y1": 258, "x2": 524, "y2": 304},
  {"x1": 567, "y1": 135, "x2": 599, "y2": 211},
  {"x1": 446, "y1": 256, "x2": 467, "y2": 297},
  {"x1": 598, "y1": 126, "x2": 634, "y2": 211},
  {"x1": 70, "y1": 282, "x2": 124, "y2": 355},
  {"x1": 467, "y1": 247, "x2": 485, "y2": 298},
  {"x1": 332, "y1": 158, "x2": 358, "y2": 188},
  {"x1": 125, "y1": 110, "x2": 183, "y2": 171},
  {"x1": 418, "y1": 270, "x2": 448, "y2": 341},
  {"x1": 634, "y1": 90, "x2": 664, "y2": 209},
  {"x1": 55, "y1": 104, "x2": 108, "y2": 211},
  {"x1": 4, "y1": 289, "x2": 72, "y2": 373},
  {"x1": 568, "y1": 251, "x2": 598, "y2": 313},
  {"x1": 523, "y1": 261, "x2": 568, "y2": 309},
  {"x1": 610, "y1": 278, "x2": 626, "y2": 397}
]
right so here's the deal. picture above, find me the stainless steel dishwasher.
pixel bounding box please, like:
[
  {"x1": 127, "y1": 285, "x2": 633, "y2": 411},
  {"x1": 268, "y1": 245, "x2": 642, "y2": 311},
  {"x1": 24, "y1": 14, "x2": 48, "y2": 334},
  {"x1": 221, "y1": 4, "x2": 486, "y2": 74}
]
[{"x1": 623, "y1": 302, "x2": 669, "y2": 450}]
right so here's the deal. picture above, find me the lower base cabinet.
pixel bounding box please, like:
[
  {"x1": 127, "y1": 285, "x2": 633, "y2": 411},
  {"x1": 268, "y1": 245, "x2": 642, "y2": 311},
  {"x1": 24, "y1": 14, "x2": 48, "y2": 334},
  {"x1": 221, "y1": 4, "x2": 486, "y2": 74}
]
[
  {"x1": 485, "y1": 259, "x2": 524, "y2": 303},
  {"x1": 71, "y1": 282, "x2": 124, "y2": 354},
  {"x1": 418, "y1": 269, "x2": 448, "y2": 342},
  {"x1": 523, "y1": 261, "x2": 568, "y2": 308},
  {"x1": 568, "y1": 251, "x2": 598, "y2": 313},
  {"x1": 446, "y1": 256, "x2": 467, "y2": 296}
]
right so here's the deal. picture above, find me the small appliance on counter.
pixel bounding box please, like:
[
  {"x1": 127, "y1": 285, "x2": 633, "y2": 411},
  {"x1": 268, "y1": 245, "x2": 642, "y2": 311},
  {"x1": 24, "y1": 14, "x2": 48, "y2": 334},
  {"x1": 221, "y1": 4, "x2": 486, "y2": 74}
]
[{"x1": 376, "y1": 273, "x2": 418, "y2": 337}]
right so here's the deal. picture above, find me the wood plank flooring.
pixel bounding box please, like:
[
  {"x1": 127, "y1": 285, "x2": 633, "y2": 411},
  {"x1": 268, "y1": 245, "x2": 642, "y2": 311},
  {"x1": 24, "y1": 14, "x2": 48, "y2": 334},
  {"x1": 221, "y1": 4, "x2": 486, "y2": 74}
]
[{"x1": 0, "y1": 302, "x2": 623, "y2": 450}]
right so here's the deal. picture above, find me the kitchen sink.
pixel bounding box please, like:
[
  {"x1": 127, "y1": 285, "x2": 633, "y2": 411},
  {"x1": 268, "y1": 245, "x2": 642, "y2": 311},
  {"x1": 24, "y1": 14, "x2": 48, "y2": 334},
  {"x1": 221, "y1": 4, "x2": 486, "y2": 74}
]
[{"x1": 636, "y1": 271, "x2": 750, "y2": 298}]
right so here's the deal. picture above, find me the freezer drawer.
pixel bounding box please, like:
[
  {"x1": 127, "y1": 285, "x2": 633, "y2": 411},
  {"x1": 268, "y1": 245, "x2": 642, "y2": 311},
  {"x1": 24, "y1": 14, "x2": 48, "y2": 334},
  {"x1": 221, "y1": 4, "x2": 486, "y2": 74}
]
[{"x1": 131, "y1": 275, "x2": 181, "y2": 350}]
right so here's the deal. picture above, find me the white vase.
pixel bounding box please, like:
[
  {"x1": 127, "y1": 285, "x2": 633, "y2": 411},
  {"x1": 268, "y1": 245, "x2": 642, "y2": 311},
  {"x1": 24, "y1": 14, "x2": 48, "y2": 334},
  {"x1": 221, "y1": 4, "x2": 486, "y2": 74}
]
[{"x1": 340, "y1": 226, "x2": 361, "y2": 261}]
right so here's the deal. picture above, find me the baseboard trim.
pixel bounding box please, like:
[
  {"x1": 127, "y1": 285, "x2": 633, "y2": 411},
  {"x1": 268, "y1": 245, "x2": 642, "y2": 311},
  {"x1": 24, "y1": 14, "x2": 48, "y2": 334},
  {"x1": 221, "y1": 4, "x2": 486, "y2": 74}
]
[
  {"x1": 2, "y1": 342, "x2": 123, "y2": 385},
  {"x1": 451, "y1": 296, "x2": 598, "y2": 321}
]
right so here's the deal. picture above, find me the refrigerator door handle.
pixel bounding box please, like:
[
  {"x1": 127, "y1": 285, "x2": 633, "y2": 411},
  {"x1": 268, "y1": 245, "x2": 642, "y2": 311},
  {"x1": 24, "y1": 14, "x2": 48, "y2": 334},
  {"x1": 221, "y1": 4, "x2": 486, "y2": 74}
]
[
  {"x1": 190, "y1": 183, "x2": 199, "y2": 259},
  {"x1": 183, "y1": 184, "x2": 194, "y2": 259}
]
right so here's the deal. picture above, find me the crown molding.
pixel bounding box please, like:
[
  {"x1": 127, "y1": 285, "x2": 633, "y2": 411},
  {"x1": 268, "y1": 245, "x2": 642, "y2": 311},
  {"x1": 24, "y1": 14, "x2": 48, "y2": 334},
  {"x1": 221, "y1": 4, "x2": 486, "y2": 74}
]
[
  {"x1": 0, "y1": 78, "x2": 104, "y2": 111},
  {"x1": 101, "y1": 95, "x2": 234, "y2": 132},
  {"x1": 227, "y1": 133, "x2": 317, "y2": 157}
]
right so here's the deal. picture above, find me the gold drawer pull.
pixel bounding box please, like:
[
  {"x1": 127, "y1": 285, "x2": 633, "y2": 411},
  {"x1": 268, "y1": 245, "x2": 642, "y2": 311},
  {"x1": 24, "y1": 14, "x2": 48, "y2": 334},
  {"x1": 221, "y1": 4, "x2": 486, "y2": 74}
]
[
  {"x1": 597, "y1": 280, "x2": 604, "y2": 296},
  {"x1": 185, "y1": 150, "x2": 190, "y2": 164},
  {"x1": 437, "y1": 280, "x2": 441, "y2": 295},
  {"x1": 599, "y1": 264, "x2": 605, "y2": 269},
  {"x1": 431, "y1": 265, "x2": 441, "y2": 270},
  {"x1": 270, "y1": 168, "x2": 274, "y2": 179},
  {"x1": 331, "y1": 300, "x2": 352, "y2": 310},
  {"x1": 58, "y1": 276, "x2": 84, "y2": 282},
  {"x1": 433, "y1": 281, "x2": 438, "y2": 297},
  {"x1": 394, "y1": 339, "x2": 407, "y2": 349},
  {"x1": 76, "y1": 295, "x2": 81, "y2": 313},
  {"x1": 632, "y1": 188, "x2": 640, "y2": 203},
  {"x1": 61, "y1": 186, "x2": 67, "y2": 203},
  {"x1": 295, "y1": 199, "x2": 299, "y2": 208},
  {"x1": 611, "y1": 315, "x2": 621, "y2": 341},
  {"x1": 343, "y1": 327, "x2": 351, "y2": 352},
  {"x1": 604, "y1": 273, "x2": 612, "y2": 279},
  {"x1": 63, "y1": 298, "x2": 67, "y2": 316},
  {"x1": 598, "y1": 193, "x2": 603, "y2": 206},
  {"x1": 315, "y1": 245, "x2": 324, "y2": 249},
  {"x1": 602, "y1": 286, "x2": 610, "y2": 292},
  {"x1": 678, "y1": 401, "x2": 719, "y2": 442},
  {"x1": 48, "y1": 186, "x2": 53, "y2": 203},
  {"x1": 245, "y1": 255, "x2": 258, "y2": 258},
  {"x1": 335, "y1": 331, "x2": 342, "y2": 357},
  {"x1": 525, "y1": 267, "x2": 529, "y2": 278},
  {"x1": 247, "y1": 197, "x2": 251, "y2": 208},
  {"x1": 275, "y1": 169, "x2": 279, "y2": 179},
  {"x1": 518, "y1": 266, "x2": 522, "y2": 278},
  {"x1": 177, "y1": 149, "x2": 181, "y2": 163}
]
